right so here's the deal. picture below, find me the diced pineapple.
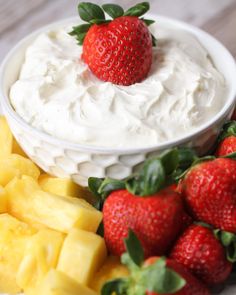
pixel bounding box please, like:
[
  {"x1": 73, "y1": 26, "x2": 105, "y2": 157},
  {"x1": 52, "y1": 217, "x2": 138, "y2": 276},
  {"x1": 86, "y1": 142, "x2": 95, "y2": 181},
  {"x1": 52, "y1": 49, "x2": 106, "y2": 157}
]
[
  {"x1": 6, "y1": 176, "x2": 102, "y2": 233},
  {"x1": 12, "y1": 138, "x2": 27, "y2": 157},
  {"x1": 36, "y1": 269, "x2": 98, "y2": 295},
  {"x1": 90, "y1": 256, "x2": 129, "y2": 292},
  {"x1": 39, "y1": 174, "x2": 80, "y2": 197},
  {"x1": 17, "y1": 229, "x2": 64, "y2": 294},
  {"x1": 38, "y1": 174, "x2": 96, "y2": 203},
  {"x1": 0, "y1": 154, "x2": 40, "y2": 186},
  {"x1": 0, "y1": 214, "x2": 36, "y2": 294},
  {"x1": 0, "y1": 185, "x2": 7, "y2": 213},
  {"x1": 57, "y1": 228, "x2": 107, "y2": 286},
  {"x1": 0, "y1": 116, "x2": 13, "y2": 157}
]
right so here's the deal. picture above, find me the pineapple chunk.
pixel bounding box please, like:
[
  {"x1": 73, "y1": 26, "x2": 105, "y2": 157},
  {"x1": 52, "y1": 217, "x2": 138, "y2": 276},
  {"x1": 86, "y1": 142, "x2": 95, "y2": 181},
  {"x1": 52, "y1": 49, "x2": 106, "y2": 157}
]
[
  {"x1": 39, "y1": 174, "x2": 80, "y2": 197},
  {"x1": 37, "y1": 269, "x2": 98, "y2": 295},
  {"x1": 0, "y1": 214, "x2": 36, "y2": 294},
  {"x1": 12, "y1": 138, "x2": 27, "y2": 157},
  {"x1": 57, "y1": 228, "x2": 107, "y2": 285},
  {"x1": 17, "y1": 229, "x2": 64, "y2": 293},
  {"x1": 0, "y1": 185, "x2": 7, "y2": 213},
  {"x1": 0, "y1": 154, "x2": 40, "y2": 186},
  {"x1": 6, "y1": 176, "x2": 102, "y2": 233},
  {"x1": 39, "y1": 174, "x2": 95, "y2": 203},
  {"x1": 90, "y1": 256, "x2": 129, "y2": 292},
  {"x1": 0, "y1": 116, "x2": 13, "y2": 157}
]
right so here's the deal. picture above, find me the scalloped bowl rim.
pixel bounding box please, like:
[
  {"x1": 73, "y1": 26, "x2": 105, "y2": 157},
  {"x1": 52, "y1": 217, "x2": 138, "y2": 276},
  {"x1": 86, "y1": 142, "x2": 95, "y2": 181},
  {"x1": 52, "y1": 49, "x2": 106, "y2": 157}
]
[{"x1": 1, "y1": 14, "x2": 236, "y2": 155}]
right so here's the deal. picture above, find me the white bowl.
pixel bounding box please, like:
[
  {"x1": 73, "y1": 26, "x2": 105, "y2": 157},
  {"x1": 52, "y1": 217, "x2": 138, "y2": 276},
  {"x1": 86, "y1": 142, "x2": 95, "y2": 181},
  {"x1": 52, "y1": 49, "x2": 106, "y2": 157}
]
[{"x1": 1, "y1": 15, "x2": 236, "y2": 186}]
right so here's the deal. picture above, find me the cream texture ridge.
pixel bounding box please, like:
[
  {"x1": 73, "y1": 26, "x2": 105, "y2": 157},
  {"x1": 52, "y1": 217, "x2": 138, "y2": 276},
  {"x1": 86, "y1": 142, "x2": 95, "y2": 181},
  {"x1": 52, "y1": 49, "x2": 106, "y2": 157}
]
[{"x1": 10, "y1": 23, "x2": 227, "y2": 148}]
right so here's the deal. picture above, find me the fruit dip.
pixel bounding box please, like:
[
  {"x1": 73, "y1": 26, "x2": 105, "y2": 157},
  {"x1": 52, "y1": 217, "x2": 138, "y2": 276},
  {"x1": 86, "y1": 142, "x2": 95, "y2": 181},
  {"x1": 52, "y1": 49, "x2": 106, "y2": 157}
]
[{"x1": 10, "y1": 22, "x2": 227, "y2": 148}]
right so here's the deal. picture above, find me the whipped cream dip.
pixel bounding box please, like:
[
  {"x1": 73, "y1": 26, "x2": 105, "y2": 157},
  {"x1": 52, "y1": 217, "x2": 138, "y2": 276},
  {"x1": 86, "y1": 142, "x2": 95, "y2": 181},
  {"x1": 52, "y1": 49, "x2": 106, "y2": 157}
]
[{"x1": 10, "y1": 22, "x2": 227, "y2": 148}]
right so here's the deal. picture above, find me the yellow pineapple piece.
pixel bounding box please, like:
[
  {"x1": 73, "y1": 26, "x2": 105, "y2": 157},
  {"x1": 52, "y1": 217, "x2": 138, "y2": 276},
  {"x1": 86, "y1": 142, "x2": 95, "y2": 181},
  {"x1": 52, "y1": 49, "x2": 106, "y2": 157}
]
[
  {"x1": 39, "y1": 174, "x2": 95, "y2": 204},
  {"x1": 36, "y1": 269, "x2": 98, "y2": 295},
  {"x1": 0, "y1": 116, "x2": 13, "y2": 157},
  {"x1": 90, "y1": 256, "x2": 129, "y2": 292},
  {"x1": 6, "y1": 176, "x2": 102, "y2": 233},
  {"x1": 0, "y1": 213, "x2": 36, "y2": 294},
  {"x1": 12, "y1": 138, "x2": 27, "y2": 157},
  {"x1": 0, "y1": 185, "x2": 7, "y2": 213},
  {"x1": 0, "y1": 154, "x2": 40, "y2": 186},
  {"x1": 39, "y1": 174, "x2": 80, "y2": 197},
  {"x1": 17, "y1": 229, "x2": 64, "y2": 293},
  {"x1": 57, "y1": 228, "x2": 107, "y2": 286}
]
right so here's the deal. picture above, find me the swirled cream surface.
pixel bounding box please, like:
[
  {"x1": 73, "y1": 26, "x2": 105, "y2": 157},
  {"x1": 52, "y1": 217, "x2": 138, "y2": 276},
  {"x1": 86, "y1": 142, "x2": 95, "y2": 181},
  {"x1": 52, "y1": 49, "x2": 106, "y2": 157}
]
[{"x1": 10, "y1": 23, "x2": 226, "y2": 147}]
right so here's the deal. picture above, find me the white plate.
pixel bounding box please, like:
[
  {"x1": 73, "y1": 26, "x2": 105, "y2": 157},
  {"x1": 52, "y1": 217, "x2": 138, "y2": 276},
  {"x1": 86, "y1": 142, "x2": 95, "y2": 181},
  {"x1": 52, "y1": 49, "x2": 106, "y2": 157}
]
[{"x1": 0, "y1": 103, "x2": 236, "y2": 295}]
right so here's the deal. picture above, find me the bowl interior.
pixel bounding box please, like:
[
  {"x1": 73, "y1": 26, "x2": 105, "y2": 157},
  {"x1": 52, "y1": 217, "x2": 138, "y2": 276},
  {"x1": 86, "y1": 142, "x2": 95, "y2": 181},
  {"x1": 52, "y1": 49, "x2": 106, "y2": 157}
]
[{"x1": 1, "y1": 15, "x2": 236, "y2": 154}]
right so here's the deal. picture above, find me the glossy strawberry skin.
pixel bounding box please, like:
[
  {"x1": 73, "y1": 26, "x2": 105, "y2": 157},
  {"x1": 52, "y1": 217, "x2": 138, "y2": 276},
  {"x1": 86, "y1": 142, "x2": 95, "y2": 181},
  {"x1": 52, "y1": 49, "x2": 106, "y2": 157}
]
[
  {"x1": 103, "y1": 189, "x2": 185, "y2": 258},
  {"x1": 170, "y1": 224, "x2": 232, "y2": 285},
  {"x1": 145, "y1": 257, "x2": 210, "y2": 295},
  {"x1": 168, "y1": 184, "x2": 193, "y2": 232},
  {"x1": 182, "y1": 158, "x2": 236, "y2": 233},
  {"x1": 82, "y1": 16, "x2": 152, "y2": 86},
  {"x1": 215, "y1": 136, "x2": 236, "y2": 156}
]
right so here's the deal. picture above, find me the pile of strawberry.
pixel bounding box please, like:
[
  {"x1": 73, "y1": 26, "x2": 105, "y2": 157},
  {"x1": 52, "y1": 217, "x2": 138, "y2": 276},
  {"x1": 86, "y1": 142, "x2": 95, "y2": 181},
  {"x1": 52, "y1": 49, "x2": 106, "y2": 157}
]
[{"x1": 89, "y1": 118, "x2": 236, "y2": 295}]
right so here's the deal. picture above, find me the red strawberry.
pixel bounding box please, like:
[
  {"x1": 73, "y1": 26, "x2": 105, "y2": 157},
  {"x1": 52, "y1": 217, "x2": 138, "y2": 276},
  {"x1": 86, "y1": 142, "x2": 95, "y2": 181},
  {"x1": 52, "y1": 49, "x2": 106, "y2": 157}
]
[
  {"x1": 102, "y1": 230, "x2": 210, "y2": 295},
  {"x1": 70, "y1": 2, "x2": 155, "y2": 86},
  {"x1": 103, "y1": 188, "x2": 185, "y2": 257},
  {"x1": 168, "y1": 184, "x2": 193, "y2": 232},
  {"x1": 83, "y1": 16, "x2": 152, "y2": 85},
  {"x1": 170, "y1": 224, "x2": 232, "y2": 285},
  {"x1": 215, "y1": 121, "x2": 236, "y2": 157},
  {"x1": 216, "y1": 135, "x2": 236, "y2": 156},
  {"x1": 181, "y1": 158, "x2": 236, "y2": 233}
]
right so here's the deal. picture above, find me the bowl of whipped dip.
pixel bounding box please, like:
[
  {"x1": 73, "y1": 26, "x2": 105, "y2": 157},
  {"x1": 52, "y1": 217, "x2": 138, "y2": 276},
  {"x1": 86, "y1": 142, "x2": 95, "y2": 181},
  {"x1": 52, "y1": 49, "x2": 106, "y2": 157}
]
[{"x1": 1, "y1": 15, "x2": 236, "y2": 186}]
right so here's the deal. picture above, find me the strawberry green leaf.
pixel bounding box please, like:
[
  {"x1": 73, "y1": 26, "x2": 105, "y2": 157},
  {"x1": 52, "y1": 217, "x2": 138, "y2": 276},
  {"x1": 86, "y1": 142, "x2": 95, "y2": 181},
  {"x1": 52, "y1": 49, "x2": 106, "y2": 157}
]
[
  {"x1": 195, "y1": 222, "x2": 213, "y2": 229},
  {"x1": 88, "y1": 177, "x2": 125, "y2": 210},
  {"x1": 97, "y1": 178, "x2": 126, "y2": 197},
  {"x1": 218, "y1": 121, "x2": 236, "y2": 142},
  {"x1": 69, "y1": 24, "x2": 91, "y2": 35},
  {"x1": 78, "y1": 2, "x2": 105, "y2": 22},
  {"x1": 88, "y1": 177, "x2": 104, "y2": 197},
  {"x1": 124, "y1": 229, "x2": 144, "y2": 267},
  {"x1": 222, "y1": 151, "x2": 236, "y2": 160},
  {"x1": 160, "y1": 148, "x2": 179, "y2": 175},
  {"x1": 89, "y1": 19, "x2": 111, "y2": 24},
  {"x1": 101, "y1": 278, "x2": 128, "y2": 295},
  {"x1": 126, "y1": 157, "x2": 165, "y2": 196},
  {"x1": 215, "y1": 230, "x2": 236, "y2": 263},
  {"x1": 178, "y1": 148, "x2": 199, "y2": 170},
  {"x1": 88, "y1": 177, "x2": 105, "y2": 209},
  {"x1": 102, "y1": 4, "x2": 124, "y2": 19},
  {"x1": 141, "y1": 258, "x2": 186, "y2": 294},
  {"x1": 192, "y1": 156, "x2": 216, "y2": 166},
  {"x1": 151, "y1": 34, "x2": 157, "y2": 46},
  {"x1": 141, "y1": 18, "x2": 155, "y2": 26},
  {"x1": 124, "y1": 2, "x2": 150, "y2": 17},
  {"x1": 75, "y1": 32, "x2": 87, "y2": 45}
]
